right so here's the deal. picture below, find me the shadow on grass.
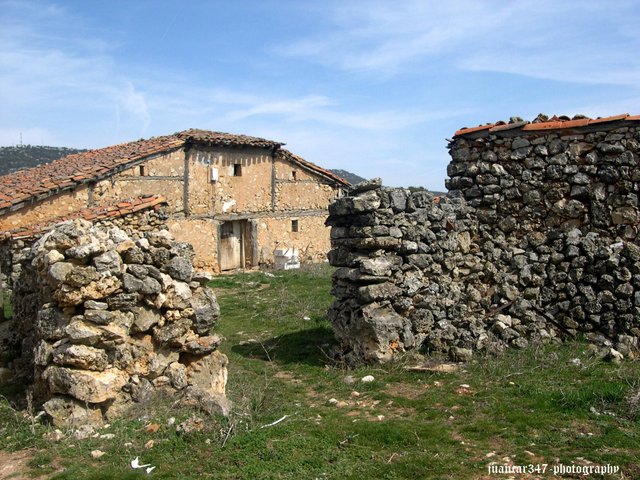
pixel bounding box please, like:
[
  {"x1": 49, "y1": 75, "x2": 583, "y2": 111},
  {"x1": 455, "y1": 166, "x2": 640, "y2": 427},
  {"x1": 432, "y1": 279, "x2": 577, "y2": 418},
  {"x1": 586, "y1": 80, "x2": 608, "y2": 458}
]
[{"x1": 231, "y1": 326, "x2": 337, "y2": 367}]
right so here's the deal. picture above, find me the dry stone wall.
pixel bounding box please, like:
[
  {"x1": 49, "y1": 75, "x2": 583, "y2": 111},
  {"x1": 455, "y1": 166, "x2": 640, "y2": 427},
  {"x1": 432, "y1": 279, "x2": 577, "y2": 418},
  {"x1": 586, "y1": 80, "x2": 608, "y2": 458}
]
[
  {"x1": 446, "y1": 120, "x2": 640, "y2": 239},
  {"x1": 327, "y1": 120, "x2": 640, "y2": 364},
  {"x1": 9, "y1": 219, "x2": 228, "y2": 427}
]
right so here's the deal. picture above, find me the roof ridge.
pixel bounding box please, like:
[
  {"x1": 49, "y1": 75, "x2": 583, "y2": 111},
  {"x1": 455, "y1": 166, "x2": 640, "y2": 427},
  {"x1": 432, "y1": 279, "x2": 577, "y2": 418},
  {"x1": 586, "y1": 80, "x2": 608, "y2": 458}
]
[
  {"x1": 454, "y1": 113, "x2": 639, "y2": 137},
  {"x1": 277, "y1": 148, "x2": 351, "y2": 187}
]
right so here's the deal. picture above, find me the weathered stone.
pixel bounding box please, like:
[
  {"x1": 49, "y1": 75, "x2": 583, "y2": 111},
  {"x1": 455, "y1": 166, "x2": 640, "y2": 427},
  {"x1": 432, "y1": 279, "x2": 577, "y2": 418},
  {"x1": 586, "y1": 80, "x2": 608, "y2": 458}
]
[
  {"x1": 43, "y1": 396, "x2": 104, "y2": 428},
  {"x1": 131, "y1": 306, "x2": 162, "y2": 333},
  {"x1": 181, "y1": 334, "x2": 222, "y2": 354},
  {"x1": 52, "y1": 344, "x2": 109, "y2": 371},
  {"x1": 148, "y1": 348, "x2": 180, "y2": 378},
  {"x1": 65, "y1": 238, "x2": 104, "y2": 261},
  {"x1": 106, "y1": 292, "x2": 139, "y2": 311},
  {"x1": 179, "y1": 385, "x2": 231, "y2": 417},
  {"x1": 192, "y1": 271, "x2": 213, "y2": 285},
  {"x1": 166, "y1": 361, "x2": 188, "y2": 390},
  {"x1": 92, "y1": 250, "x2": 123, "y2": 275},
  {"x1": 153, "y1": 319, "x2": 192, "y2": 346},
  {"x1": 166, "y1": 257, "x2": 193, "y2": 282},
  {"x1": 84, "y1": 300, "x2": 108, "y2": 310},
  {"x1": 359, "y1": 256, "x2": 402, "y2": 276},
  {"x1": 83, "y1": 309, "x2": 114, "y2": 325},
  {"x1": 146, "y1": 229, "x2": 174, "y2": 248},
  {"x1": 43, "y1": 366, "x2": 128, "y2": 403},
  {"x1": 612, "y1": 206, "x2": 639, "y2": 225},
  {"x1": 351, "y1": 177, "x2": 382, "y2": 193},
  {"x1": 53, "y1": 276, "x2": 121, "y2": 306},
  {"x1": 189, "y1": 288, "x2": 219, "y2": 335},
  {"x1": 36, "y1": 307, "x2": 72, "y2": 340},
  {"x1": 163, "y1": 280, "x2": 193, "y2": 309},
  {"x1": 183, "y1": 351, "x2": 228, "y2": 397},
  {"x1": 47, "y1": 262, "x2": 74, "y2": 285},
  {"x1": 357, "y1": 282, "x2": 402, "y2": 303}
]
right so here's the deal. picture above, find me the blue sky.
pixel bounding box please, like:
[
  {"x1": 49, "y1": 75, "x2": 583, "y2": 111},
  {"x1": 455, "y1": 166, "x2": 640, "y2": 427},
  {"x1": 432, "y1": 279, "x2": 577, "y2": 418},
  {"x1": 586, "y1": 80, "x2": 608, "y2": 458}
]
[{"x1": 1, "y1": 0, "x2": 640, "y2": 190}]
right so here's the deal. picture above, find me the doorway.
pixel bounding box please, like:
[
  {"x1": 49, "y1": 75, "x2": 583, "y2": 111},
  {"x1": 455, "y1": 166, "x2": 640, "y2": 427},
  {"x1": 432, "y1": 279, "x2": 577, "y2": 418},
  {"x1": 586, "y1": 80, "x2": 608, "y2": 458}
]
[{"x1": 218, "y1": 220, "x2": 255, "y2": 271}]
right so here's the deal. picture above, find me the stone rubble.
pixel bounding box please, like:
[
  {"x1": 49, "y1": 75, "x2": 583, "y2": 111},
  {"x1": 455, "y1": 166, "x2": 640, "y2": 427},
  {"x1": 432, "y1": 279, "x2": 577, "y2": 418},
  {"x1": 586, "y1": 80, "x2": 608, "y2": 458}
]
[
  {"x1": 328, "y1": 117, "x2": 640, "y2": 364},
  {"x1": 9, "y1": 218, "x2": 228, "y2": 427}
]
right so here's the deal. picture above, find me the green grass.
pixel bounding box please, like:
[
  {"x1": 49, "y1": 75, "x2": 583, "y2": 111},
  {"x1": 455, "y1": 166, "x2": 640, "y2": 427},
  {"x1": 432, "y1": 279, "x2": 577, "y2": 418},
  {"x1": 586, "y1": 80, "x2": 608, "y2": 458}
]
[
  {"x1": 1, "y1": 290, "x2": 11, "y2": 319},
  {"x1": 1, "y1": 264, "x2": 639, "y2": 479}
]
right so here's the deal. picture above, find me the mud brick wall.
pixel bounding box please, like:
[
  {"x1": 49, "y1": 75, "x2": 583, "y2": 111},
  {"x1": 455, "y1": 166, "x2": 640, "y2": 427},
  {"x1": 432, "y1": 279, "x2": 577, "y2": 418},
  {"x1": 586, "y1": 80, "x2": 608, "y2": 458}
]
[{"x1": 8, "y1": 219, "x2": 227, "y2": 427}]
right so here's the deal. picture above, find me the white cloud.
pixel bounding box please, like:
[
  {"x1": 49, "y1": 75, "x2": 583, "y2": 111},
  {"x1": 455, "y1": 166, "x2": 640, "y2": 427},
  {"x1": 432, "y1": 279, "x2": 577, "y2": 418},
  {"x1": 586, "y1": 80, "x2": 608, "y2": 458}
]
[{"x1": 117, "y1": 82, "x2": 151, "y2": 132}]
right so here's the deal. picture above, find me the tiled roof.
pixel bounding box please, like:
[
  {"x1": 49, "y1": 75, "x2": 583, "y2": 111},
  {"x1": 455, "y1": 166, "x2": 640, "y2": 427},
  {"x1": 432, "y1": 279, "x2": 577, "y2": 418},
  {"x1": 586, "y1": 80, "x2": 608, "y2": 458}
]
[
  {"x1": 277, "y1": 149, "x2": 351, "y2": 187},
  {"x1": 453, "y1": 113, "x2": 640, "y2": 137},
  {"x1": 0, "y1": 130, "x2": 286, "y2": 215},
  {"x1": 0, "y1": 194, "x2": 166, "y2": 241}
]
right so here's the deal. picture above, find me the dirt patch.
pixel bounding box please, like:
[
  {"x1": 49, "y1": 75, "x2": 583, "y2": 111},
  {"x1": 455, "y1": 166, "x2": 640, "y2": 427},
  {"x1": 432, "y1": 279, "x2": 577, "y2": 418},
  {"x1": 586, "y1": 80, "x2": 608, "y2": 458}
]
[
  {"x1": 273, "y1": 370, "x2": 302, "y2": 384},
  {"x1": 0, "y1": 449, "x2": 63, "y2": 480},
  {"x1": 385, "y1": 381, "x2": 429, "y2": 399},
  {"x1": 0, "y1": 449, "x2": 34, "y2": 480}
]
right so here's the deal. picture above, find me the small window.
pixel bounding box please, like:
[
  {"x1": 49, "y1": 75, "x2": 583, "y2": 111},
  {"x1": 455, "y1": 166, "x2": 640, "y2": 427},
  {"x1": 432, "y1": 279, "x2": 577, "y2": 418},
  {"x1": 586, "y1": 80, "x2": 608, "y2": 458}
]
[
  {"x1": 233, "y1": 164, "x2": 242, "y2": 176},
  {"x1": 139, "y1": 165, "x2": 147, "y2": 176},
  {"x1": 291, "y1": 219, "x2": 299, "y2": 232},
  {"x1": 292, "y1": 170, "x2": 297, "y2": 181}
]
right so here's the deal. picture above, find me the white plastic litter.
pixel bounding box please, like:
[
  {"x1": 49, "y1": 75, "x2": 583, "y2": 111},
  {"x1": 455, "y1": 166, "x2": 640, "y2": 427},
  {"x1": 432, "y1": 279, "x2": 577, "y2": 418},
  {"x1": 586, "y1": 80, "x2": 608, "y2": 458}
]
[{"x1": 131, "y1": 457, "x2": 151, "y2": 469}]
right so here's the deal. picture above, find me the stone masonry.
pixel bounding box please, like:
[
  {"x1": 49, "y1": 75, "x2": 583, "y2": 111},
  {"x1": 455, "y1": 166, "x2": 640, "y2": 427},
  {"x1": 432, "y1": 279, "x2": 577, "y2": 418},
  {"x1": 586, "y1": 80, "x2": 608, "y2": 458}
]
[
  {"x1": 327, "y1": 115, "x2": 640, "y2": 364},
  {"x1": 9, "y1": 219, "x2": 228, "y2": 427}
]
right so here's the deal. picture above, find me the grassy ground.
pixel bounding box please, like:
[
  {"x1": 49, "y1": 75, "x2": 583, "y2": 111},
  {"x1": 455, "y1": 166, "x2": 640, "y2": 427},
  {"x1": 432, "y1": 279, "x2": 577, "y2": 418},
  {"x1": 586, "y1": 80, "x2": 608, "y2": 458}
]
[{"x1": 0, "y1": 264, "x2": 639, "y2": 479}]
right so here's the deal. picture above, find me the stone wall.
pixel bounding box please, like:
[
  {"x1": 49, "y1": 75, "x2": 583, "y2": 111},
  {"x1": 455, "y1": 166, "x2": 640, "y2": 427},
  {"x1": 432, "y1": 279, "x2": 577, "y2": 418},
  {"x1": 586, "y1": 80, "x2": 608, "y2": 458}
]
[
  {"x1": 7, "y1": 219, "x2": 228, "y2": 427},
  {"x1": 328, "y1": 172, "x2": 640, "y2": 363},
  {"x1": 446, "y1": 120, "x2": 640, "y2": 238}
]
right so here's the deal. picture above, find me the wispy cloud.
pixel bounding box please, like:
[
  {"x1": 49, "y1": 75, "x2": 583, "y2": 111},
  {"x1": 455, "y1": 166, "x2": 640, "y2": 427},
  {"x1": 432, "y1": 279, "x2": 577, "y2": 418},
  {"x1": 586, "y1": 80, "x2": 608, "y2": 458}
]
[
  {"x1": 0, "y1": 1, "x2": 149, "y2": 141},
  {"x1": 276, "y1": 0, "x2": 640, "y2": 87}
]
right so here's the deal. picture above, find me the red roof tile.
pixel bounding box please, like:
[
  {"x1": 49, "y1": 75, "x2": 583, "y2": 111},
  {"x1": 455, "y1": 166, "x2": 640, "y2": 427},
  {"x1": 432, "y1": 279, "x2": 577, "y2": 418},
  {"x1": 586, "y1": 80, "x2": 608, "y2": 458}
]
[
  {"x1": 589, "y1": 113, "x2": 629, "y2": 124},
  {"x1": 0, "y1": 195, "x2": 166, "y2": 241},
  {"x1": 454, "y1": 113, "x2": 638, "y2": 137},
  {"x1": 454, "y1": 124, "x2": 494, "y2": 137}
]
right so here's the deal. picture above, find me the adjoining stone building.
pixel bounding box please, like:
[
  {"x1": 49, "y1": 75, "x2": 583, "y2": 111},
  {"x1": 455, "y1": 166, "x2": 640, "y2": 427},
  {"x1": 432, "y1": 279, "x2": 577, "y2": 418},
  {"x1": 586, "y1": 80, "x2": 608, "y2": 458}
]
[{"x1": 0, "y1": 129, "x2": 350, "y2": 274}]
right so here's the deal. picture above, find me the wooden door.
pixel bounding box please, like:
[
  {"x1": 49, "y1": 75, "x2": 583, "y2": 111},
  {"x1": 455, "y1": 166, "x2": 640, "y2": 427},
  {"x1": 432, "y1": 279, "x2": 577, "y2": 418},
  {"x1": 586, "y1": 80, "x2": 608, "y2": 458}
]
[{"x1": 219, "y1": 221, "x2": 243, "y2": 271}]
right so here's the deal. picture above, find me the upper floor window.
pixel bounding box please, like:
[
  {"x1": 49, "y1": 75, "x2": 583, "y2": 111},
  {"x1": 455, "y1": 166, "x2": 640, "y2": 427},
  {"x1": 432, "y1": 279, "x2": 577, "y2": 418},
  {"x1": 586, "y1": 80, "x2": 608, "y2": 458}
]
[
  {"x1": 292, "y1": 170, "x2": 297, "y2": 181},
  {"x1": 139, "y1": 165, "x2": 147, "y2": 176},
  {"x1": 291, "y1": 219, "x2": 299, "y2": 232},
  {"x1": 233, "y1": 164, "x2": 242, "y2": 177}
]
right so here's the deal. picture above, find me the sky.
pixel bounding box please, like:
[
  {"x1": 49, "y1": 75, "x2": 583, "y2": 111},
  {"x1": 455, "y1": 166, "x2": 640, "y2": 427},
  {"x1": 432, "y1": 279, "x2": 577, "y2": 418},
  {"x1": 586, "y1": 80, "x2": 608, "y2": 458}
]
[{"x1": 1, "y1": 1, "x2": 640, "y2": 190}]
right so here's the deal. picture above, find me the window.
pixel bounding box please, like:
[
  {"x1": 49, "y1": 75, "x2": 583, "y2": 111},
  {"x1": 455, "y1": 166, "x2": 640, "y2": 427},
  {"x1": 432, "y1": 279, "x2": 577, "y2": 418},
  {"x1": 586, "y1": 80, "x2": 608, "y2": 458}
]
[
  {"x1": 139, "y1": 165, "x2": 147, "y2": 176},
  {"x1": 233, "y1": 164, "x2": 242, "y2": 176},
  {"x1": 291, "y1": 219, "x2": 299, "y2": 232},
  {"x1": 292, "y1": 170, "x2": 297, "y2": 181}
]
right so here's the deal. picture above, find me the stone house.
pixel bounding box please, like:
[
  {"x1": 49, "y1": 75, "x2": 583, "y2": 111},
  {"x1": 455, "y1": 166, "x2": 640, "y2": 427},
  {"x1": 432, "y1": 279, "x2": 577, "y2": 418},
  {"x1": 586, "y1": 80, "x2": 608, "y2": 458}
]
[{"x1": 0, "y1": 129, "x2": 350, "y2": 273}]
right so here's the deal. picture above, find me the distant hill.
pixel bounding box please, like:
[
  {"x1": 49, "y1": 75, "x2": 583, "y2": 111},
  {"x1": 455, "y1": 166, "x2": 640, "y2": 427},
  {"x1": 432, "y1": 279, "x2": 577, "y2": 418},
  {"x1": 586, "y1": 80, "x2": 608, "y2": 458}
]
[
  {"x1": 0, "y1": 145, "x2": 86, "y2": 175},
  {"x1": 329, "y1": 169, "x2": 366, "y2": 185}
]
